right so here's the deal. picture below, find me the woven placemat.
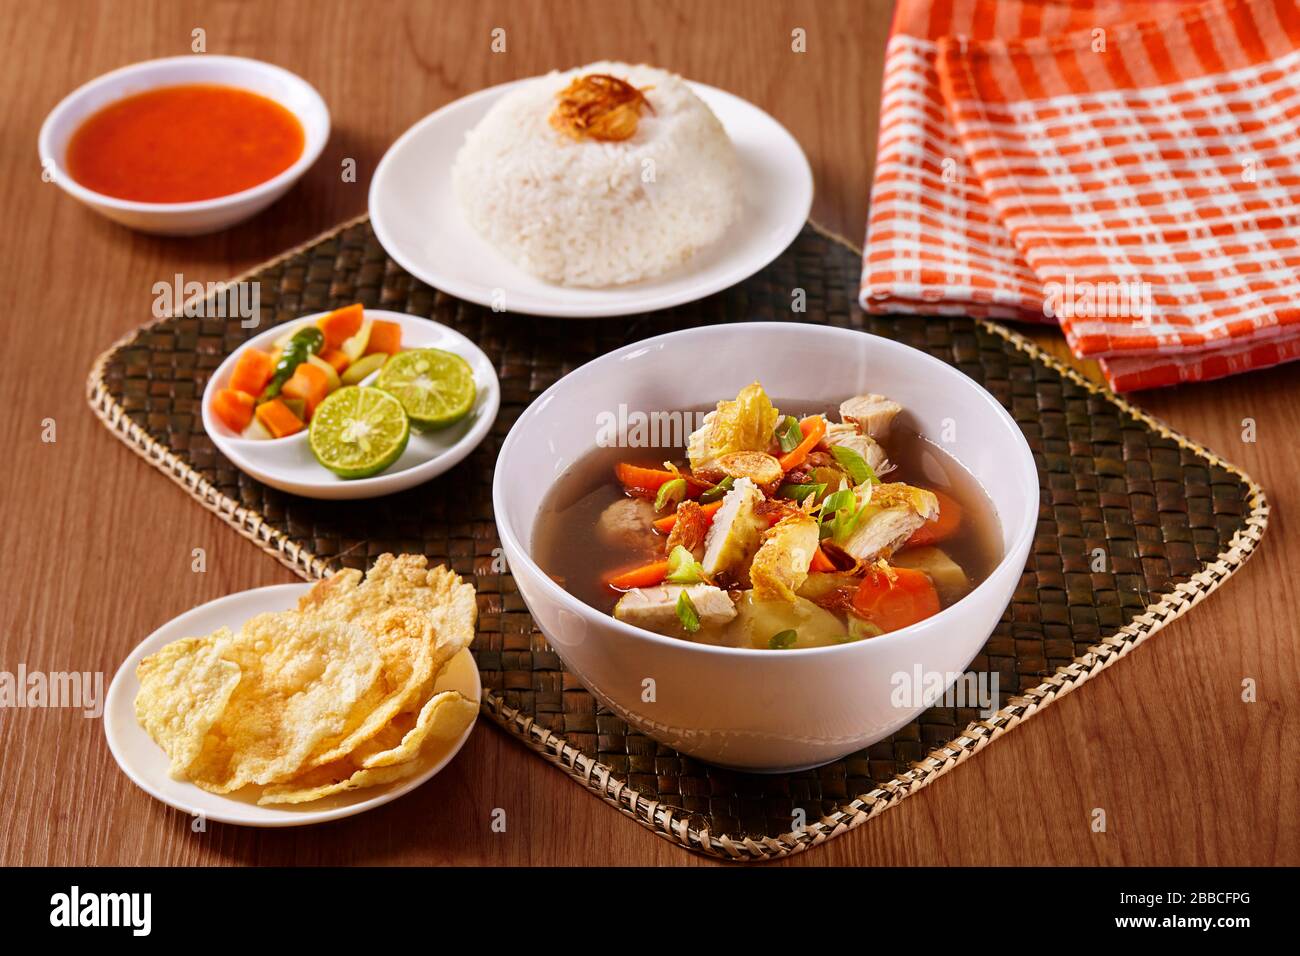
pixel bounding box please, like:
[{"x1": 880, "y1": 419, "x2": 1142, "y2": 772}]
[{"x1": 87, "y1": 217, "x2": 1268, "y2": 861}]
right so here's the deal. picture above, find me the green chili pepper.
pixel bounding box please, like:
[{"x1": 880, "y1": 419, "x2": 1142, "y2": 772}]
[
  {"x1": 259, "y1": 326, "x2": 325, "y2": 401},
  {"x1": 700, "y1": 476, "x2": 734, "y2": 504}
]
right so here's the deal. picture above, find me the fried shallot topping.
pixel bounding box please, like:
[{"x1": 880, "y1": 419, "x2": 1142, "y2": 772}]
[
  {"x1": 549, "y1": 73, "x2": 655, "y2": 142},
  {"x1": 665, "y1": 500, "x2": 710, "y2": 557}
]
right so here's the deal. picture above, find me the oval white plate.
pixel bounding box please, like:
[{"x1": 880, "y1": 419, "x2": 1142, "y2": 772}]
[
  {"x1": 201, "y1": 310, "x2": 499, "y2": 499},
  {"x1": 369, "y1": 78, "x2": 813, "y2": 318},
  {"x1": 104, "y1": 583, "x2": 481, "y2": 827}
]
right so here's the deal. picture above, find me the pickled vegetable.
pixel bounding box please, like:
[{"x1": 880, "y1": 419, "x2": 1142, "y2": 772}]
[{"x1": 259, "y1": 326, "x2": 324, "y2": 402}]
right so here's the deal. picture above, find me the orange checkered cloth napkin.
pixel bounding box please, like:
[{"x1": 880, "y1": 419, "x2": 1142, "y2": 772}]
[{"x1": 861, "y1": 0, "x2": 1300, "y2": 390}]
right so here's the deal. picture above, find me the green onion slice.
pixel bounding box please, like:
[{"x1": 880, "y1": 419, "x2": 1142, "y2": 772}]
[
  {"x1": 769, "y1": 629, "x2": 797, "y2": 649},
  {"x1": 776, "y1": 482, "x2": 826, "y2": 503},
  {"x1": 776, "y1": 416, "x2": 803, "y2": 453},
  {"x1": 830, "y1": 445, "x2": 880, "y2": 486},
  {"x1": 675, "y1": 589, "x2": 701, "y2": 633},
  {"x1": 654, "y1": 477, "x2": 688, "y2": 512},
  {"x1": 817, "y1": 487, "x2": 870, "y2": 544},
  {"x1": 820, "y1": 488, "x2": 855, "y2": 517},
  {"x1": 665, "y1": 546, "x2": 706, "y2": 585},
  {"x1": 832, "y1": 501, "x2": 872, "y2": 544}
]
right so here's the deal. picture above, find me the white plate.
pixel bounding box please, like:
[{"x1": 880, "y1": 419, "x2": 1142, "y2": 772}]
[
  {"x1": 201, "y1": 310, "x2": 499, "y2": 499},
  {"x1": 369, "y1": 78, "x2": 813, "y2": 318},
  {"x1": 104, "y1": 583, "x2": 481, "y2": 827}
]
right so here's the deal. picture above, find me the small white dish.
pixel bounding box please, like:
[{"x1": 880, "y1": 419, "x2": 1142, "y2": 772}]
[
  {"x1": 369, "y1": 78, "x2": 813, "y2": 318},
  {"x1": 201, "y1": 310, "x2": 499, "y2": 500},
  {"x1": 104, "y1": 583, "x2": 481, "y2": 827},
  {"x1": 38, "y1": 55, "x2": 329, "y2": 236}
]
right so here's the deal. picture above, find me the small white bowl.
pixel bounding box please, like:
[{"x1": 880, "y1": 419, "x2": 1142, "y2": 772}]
[
  {"x1": 38, "y1": 55, "x2": 329, "y2": 236},
  {"x1": 493, "y1": 322, "x2": 1039, "y2": 772},
  {"x1": 104, "y1": 583, "x2": 480, "y2": 827},
  {"x1": 369, "y1": 78, "x2": 813, "y2": 318},
  {"x1": 201, "y1": 310, "x2": 499, "y2": 500}
]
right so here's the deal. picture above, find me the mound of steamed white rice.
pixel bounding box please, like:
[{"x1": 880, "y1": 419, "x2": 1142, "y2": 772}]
[{"x1": 451, "y1": 61, "x2": 742, "y2": 287}]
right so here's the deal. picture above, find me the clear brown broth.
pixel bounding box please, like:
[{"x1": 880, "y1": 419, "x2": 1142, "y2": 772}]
[{"x1": 533, "y1": 401, "x2": 1004, "y2": 621}]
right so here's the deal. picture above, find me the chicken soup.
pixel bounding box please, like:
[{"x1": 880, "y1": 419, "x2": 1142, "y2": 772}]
[{"x1": 533, "y1": 382, "x2": 1003, "y2": 649}]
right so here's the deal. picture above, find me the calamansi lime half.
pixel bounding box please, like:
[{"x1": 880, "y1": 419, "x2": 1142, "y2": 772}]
[
  {"x1": 308, "y1": 385, "x2": 410, "y2": 479},
  {"x1": 374, "y1": 348, "x2": 476, "y2": 430}
]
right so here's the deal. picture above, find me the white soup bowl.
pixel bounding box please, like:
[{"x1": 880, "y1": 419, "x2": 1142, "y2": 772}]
[{"x1": 492, "y1": 322, "x2": 1038, "y2": 772}]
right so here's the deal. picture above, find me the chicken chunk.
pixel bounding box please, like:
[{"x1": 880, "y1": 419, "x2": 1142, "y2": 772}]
[
  {"x1": 839, "y1": 394, "x2": 902, "y2": 440},
  {"x1": 614, "y1": 584, "x2": 737, "y2": 636},
  {"x1": 840, "y1": 482, "x2": 940, "y2": 563},
  {"x1": 871, "y1": 481, "x2": 941, "y2": 517},
  {"x1": 597, "y1": 497, "x2": 659, "y2": 555},
  {"x1": 749, "y1": 513, "x2": 819, "y2": 604},
  {"x1": 700, "y1": 477, "x2": 766, "y2": 580},
  {"x1": 825, "y1": 422, "x2": 893, "y2": 476}
]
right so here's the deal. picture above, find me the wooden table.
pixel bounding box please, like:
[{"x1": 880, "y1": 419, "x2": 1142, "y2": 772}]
[{"x1": 2, "y1": 0, "x2": 1295, "y2": 866}]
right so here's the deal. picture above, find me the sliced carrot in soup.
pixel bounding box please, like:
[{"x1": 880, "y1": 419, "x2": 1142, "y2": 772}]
[
  {"x1": 777, "y1": 415, "x2": 827, "y2": 472},
  {"x1": 605, "y1": 560, "x2": 670, "y2": 591},
  {"x1": 653, "y1": 499, "x2": 723, "y2": 533},
  {"x1": 905, "y1": 489, "x2": 963, "y2": 547},
  {"x1": 614, "y1": 463, "x2": 706, "y2": 498},
  {"x1": 809, "y1": 546, "x2": 837, "y2": 573},
  {"x1": 852, "y1": 565, "x2": 941, "y2": 633}
]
